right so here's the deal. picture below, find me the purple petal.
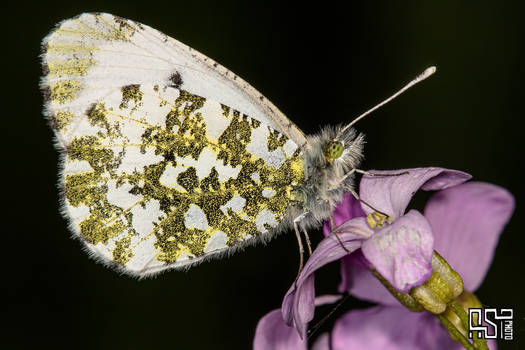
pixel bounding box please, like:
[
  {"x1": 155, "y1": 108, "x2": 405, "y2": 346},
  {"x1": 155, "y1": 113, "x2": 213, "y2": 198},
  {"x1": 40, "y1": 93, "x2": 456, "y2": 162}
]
[
  {"x1": 253, "y1": 309, "x2": 307, "y2": 350},
  {"x1": 281, "y1": 273, "x2": 315, "y2": 338},
  {"x1": 340, "y1": 258, "x2": 401, "y2": 306},
  {"x1": 282, "y1": 228, "x2": 367, "y2": 338},
  {"x1": 331, "y1": 216, "x2": 375, "y2": 239},
  {"x1": 323, "y1": 193, "x2": 366, "y2": 237},
  {"x1": 331, "y1": 306, "x2": 467, "y2": 350},
  {"x1": 314, "y1": 294, "x2": 344, "y2": 306},
  {"x1": 360, "y1": 168, "x2": 471, "y2": 218},
  {"x1": 361, "y1": 210, "x2": 434, "y2": 293},
  {"x1": 424, "y1": 182, "x2": 514, "y2": 291},
  {"x1": 311, "y1": 333, "x2": 330, "y2": 350}
]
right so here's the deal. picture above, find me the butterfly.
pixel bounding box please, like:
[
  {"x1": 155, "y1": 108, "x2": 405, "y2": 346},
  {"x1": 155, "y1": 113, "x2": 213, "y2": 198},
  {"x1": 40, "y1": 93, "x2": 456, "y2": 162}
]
[{"x1": 41, "y1": 13, "x2": 434, "y2": 277}]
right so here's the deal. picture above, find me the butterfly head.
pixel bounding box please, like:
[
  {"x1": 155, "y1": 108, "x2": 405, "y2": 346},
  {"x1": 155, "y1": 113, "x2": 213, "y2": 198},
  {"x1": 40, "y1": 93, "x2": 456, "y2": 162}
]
[
  {"x1": 321, "y1": 125, "x2": 365, "y2": 170},
  {"x1": 323, "y1": 140, "x2": 344, "y2": 163}
]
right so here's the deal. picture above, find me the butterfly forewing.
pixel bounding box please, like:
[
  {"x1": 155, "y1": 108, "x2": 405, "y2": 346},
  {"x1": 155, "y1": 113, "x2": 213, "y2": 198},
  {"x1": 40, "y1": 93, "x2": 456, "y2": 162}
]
[{"x1": 41, "y1": 12, "x2": 308, "y2": 148}]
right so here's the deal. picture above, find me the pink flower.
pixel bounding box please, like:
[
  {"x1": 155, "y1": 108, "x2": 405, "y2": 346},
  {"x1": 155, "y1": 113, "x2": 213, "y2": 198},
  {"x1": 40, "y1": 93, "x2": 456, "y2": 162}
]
[{"x1": 254, "y1": 168, "x2": 514, "y2": 349}]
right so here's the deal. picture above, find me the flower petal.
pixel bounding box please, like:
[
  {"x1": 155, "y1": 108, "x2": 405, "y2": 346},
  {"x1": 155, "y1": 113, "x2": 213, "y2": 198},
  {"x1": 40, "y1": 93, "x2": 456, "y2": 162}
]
[
  {"x1": 323, "y1": 193, "x2": 366, "y2": 237},
  {"x1": 253, "y1": 309, "x2": 307, "y2": 350},
  {"x1": 311, "y1": 333, "x2": 330, "y2": 350},
  {"x1": 340, "y1": 256, "x2": 401, "y2": 306},
  {"x1": 331, "y1": 216, "x2": 375, "y2": 239},
  {"x1": 361, "y1": 210, "x2": 434, "y2": 293},
  {"x1": 360, "y1": 168, "x2": 471, "y2": 218},
  {"x1": 424, "y1": 182, "x2": 514, "y2": 291},
  {"x1": 282, "y1": 229, "x2": 367, "y2": 338},
  {"x1": 331, "y1": 306, "x2": 466, "y2": 350},
  {"x1": 314, "y1": 294, "x2": 344, "y2": 306}
]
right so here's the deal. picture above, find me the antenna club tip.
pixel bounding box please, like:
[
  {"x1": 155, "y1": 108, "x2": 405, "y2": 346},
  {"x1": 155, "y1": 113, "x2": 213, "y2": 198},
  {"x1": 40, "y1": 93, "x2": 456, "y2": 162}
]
[
  {"x1": 415, "y1": 66, "x2": 436, "y2": 82},
  {"x1": 423, "y1": 66, "x2": 437, "y2": 77}
]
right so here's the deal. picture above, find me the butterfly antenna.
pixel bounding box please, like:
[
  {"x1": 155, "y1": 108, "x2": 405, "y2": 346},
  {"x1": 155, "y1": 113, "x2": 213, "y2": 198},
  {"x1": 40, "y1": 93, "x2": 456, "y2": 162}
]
[{"x1": 338, "y1": 66, "x2": 436, "y2": 137}]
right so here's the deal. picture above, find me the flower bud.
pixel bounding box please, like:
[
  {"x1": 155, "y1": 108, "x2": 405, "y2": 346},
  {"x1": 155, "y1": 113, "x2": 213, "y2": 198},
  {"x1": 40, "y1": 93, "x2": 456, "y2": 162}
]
[{"x1": 409, "y1": 251, "x2": 463, "y2": 314}]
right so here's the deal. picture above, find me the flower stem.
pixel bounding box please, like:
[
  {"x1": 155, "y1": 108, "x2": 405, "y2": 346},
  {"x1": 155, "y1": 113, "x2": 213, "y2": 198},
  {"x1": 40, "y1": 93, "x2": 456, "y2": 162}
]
[
  {"x1": 437, "y1": 313, "x2": 475, "y2": 350},
  {"x1": 371, "y1": 270, "x2": 424, "y2": 312},
  {"x1": 449, "y1": 300, "x2": 469, "y2": 327},
  {"x1": 449, "y1": 300, "x2": 489, "y2": 350}
]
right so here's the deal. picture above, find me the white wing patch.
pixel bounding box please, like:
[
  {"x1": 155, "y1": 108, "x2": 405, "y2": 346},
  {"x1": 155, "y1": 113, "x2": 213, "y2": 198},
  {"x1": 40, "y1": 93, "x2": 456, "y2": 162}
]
[
  {"x1": 220, "y1": 195, "x2": 247, "y2": 215},
  {"x1": 262, "y1": 189, "x2": 276, "y2": 198},
  {"x1": 204, "y1": 232, "x2": 228, "y2": 253},
  {"x1": 246, "y1": 126, "x2": 287, "y2": 168},
  {"x1": 184, "y1": 205, "x2": 208, "y2": 231},
  {"x1": 255, "y1": 210, "x2": 279, "y2": 233}
]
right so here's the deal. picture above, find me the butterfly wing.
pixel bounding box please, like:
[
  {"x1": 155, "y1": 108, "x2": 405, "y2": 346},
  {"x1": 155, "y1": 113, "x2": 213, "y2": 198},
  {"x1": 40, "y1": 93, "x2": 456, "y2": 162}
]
[
  {"x1": 42, "y1": 13, "x2": 312, "y2": 276},
  {"x1": 41, "y1": 12, "x2": 308, "y2": 148}
]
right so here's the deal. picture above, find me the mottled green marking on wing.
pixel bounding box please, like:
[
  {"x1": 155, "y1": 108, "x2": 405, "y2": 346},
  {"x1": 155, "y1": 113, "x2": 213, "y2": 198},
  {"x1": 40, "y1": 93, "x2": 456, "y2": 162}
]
[{"x1": 62, "y1": 85, "x2": 305, "y2": 269}]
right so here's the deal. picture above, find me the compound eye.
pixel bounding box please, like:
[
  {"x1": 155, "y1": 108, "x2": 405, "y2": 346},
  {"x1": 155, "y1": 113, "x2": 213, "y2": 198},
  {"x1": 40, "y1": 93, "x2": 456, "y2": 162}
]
[{"x1": 323, "y1": 141, "x2": 344, "y2": 162}]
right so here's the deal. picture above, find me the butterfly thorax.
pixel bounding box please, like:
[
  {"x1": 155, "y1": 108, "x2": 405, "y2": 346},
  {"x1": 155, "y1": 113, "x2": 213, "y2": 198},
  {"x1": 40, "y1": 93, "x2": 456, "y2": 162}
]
[{"x1": 291, "y1": 125, "x2": 365, "y2": 228}]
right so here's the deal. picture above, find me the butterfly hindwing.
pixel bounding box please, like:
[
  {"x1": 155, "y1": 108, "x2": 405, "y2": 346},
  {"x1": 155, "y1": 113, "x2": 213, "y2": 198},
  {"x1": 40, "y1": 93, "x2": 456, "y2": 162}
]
[{"x1": 58, "y1": 84, "x2": 305, "y2": 276}]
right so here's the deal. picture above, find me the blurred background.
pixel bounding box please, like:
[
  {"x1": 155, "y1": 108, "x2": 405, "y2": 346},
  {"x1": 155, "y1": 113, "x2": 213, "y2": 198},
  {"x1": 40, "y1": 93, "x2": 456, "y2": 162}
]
[{"x1": 3, "y1": 1, "x2": 523, "y2": 349}]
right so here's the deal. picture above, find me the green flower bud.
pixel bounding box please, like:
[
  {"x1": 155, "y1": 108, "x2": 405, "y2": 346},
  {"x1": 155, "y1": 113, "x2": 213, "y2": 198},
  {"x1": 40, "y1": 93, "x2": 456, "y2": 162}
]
[{"x1": 409, "y1": 251, "x2": 464, "y2": 314}]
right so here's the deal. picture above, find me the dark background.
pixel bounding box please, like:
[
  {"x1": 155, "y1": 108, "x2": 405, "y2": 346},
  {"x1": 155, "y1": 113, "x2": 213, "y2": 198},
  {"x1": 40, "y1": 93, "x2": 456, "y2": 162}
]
[{"x1": 3, "y1": 1, "x2": 523, "y2": 349}]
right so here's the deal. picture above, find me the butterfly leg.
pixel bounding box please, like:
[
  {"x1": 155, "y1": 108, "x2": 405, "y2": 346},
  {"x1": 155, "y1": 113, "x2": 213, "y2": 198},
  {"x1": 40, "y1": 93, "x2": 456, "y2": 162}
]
[
  {"x1": 293, "y1": 212, "x2": 311, "y2": 283},
  {"x1": 337, "y1": 168, "x2": 409, "y2": 187},
  {"x1": 344, "y1": 185, "x2": 390, "y2": 218},
  {"x1": 328, "y1": 214, "x2": 351, "y2": 253},
  {"x1": 293, "y1": 219, "x2": 304, "y2": 284},
  {"x1": 354, "y1": 169, "x2": 409, "y2": 177},
  {"x1": 302, "y1": 225, "x2": 313, "y2": 256},
  {"x1": 331, "y1": 168, "x2": 380, "y2": 212},
  {"x1": 338, "y1": 168, "x2": 409, "y2": 216},
  {"x1": 294, "y1": 212, "x2": 312, "y2": 255}
]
